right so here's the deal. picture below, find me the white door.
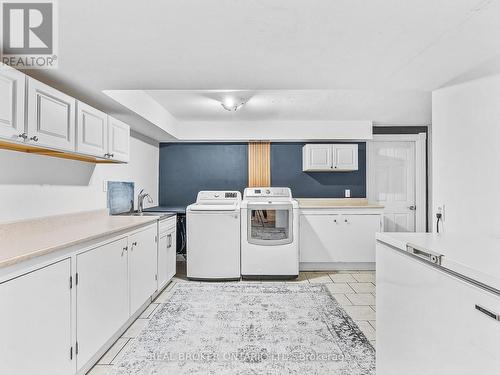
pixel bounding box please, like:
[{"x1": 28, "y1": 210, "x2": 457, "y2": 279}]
[
  {"x1": 299, "y1": 214, "x2": 339, "y2": 262},
  {"x1": 303, "y1": 144, "x2": 333, "y2": 171},
  {"x1": 27, "y1": 78, "x2": 76, "y2": 151},
  {"x1": 76, "y1": 101, "x2": 108, "y2": 158},
  {"x1": 0, "y1": 67, "x2": 25, "y2": 142},
  {"x1": 334, "y1": 214, "x2": 381, "y2": 262},
  {"x1": 158, "y1": 227, "x2": 177, "y2": 289},
  {"x1": 129, "y1": 226, "x2": 157, "y2": 313},
  {"x1": 0, "y1": 259, "x2": 73, "y2": 375},
  {"x1": 76, "y1": 238, "x2": 129, "y2": 369},
  {"x1": 369, "y1": 141, "x2": 416, "y2": 232},
  {"x1": 333, "y1": 144, "x2": 358, "y2": 171},
  {"x1": 108, "y1": 116, "x2": 130, "y2": 162}
]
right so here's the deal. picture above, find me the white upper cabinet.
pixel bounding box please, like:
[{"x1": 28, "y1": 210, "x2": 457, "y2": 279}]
[
  {"x1": 302, "y1": 144, "x2": 333, "y2": 171},
  {"x1": 333, "y1": 144, "x2": 358, "y2": 170},
  {"x1": 0, "y1": 66, "x2": 26, "y2": 143},
  {"x1": 302, "y1": 144, "x2": 358, "y2": 171},
  {"x1": 76, "y1": 102, "x2": 108, "y2": 158},
  {"x1": 27, "y1": 77, "x2": 76, "y2": 152},
  {"x1": 108, "y1": 116, "x2": 130, "y2": 163}
]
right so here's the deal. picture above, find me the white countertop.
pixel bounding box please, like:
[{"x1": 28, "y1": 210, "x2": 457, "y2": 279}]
[
  {"x1": 297, "y1": 198, "x2": 384, "y2": 209},
  {"x1": 377, "y1": 232, "x2": 500, "y2": 293},
  {"x1": 0, "y1": 210, "x2": 158, "y2": 269}
]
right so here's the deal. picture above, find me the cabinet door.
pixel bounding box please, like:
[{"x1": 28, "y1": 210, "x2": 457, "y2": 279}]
[
  {"x1": 0, "y1": 66, "x2": 26, "y2": 142},
  {"x1": 0, "y1": 259, "x2": 73, "y2": 375},
  {"x1": 299, "y1": 214, "x2": 339, "y2": 262},
  {"x1": 333, "y1": 144, "x2": 358, "y2": 171},
  {"x1": 334, "y1": 214, "x2": 381, "y2": 262},
  {"x1": 76, "y1": 101, "x2": 108, "y2": 158},
  {"x1": 107, "y1": 116, "x2": 130, "y2": 162},
  {"x1": 166, "y1": 227, "x2": 177, "y2": 282},
  {"x1": 27, "y1": 78, "x2": 76, "y2": 151},
  {"x1": 302, "y1": 144, "x2": 333, "y2": 171},
  {"x1": 76, "y1": 238, "x2": 129, "y2": 369},
  {"x1": 129, "y1": 226, "x2": 157, "y2": 313}
]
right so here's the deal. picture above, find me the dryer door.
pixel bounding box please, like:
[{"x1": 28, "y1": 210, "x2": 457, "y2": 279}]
[{"x1": 247, "y1": 203, "x2": 293, "y2": 246}]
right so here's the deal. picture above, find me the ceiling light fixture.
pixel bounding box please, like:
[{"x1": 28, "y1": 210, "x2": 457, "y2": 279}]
[{"x1": 221, "y1": 97, "x2": 245, "y2": 112}]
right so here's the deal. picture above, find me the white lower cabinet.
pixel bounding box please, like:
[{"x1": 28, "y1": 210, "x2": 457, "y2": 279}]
[
  {"x1": 300, "y1": 212, "x2": 382, "y2": 268},
  {"x1": 76, "y1": 238, "x2": 129, "y2": 370},
  {"x1": 0, "y1": 259, "x2": 73, "y2": 375},
  {"x1": 158, "y1": 219, "x2": 177, "y2": 289},
  {"x1": 129, "y1": 226, "x2": 158, "y2": 313},
  {"x1": 0, "y1": 222, "x2": 168, "y2": 375}
]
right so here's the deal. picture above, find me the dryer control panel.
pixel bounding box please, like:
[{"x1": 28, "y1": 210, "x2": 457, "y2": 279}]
[{"x1": 244, "y1": 187, "x2": 292, "y2": 198}]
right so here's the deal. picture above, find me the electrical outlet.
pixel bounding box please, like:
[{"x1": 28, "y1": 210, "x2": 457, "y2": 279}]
[
  {"x1": 345, "y1": 189, "x2": 351, "y2": 198},
  {"x1": 437, "y1": 204, "x2": 445, "y2": 221}
]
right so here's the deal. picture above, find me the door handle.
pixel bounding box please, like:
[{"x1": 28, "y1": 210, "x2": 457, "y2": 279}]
[{"x1": 408, "y1": 205, "x2": 416, "y2": 211}]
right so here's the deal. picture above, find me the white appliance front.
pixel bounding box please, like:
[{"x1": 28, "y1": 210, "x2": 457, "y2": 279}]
[
  {"x1": 187, "y1": 191, "x2": 241, "y2": 280},
  {"x1": 241, "y1": 188, "x2": 299, "y2": 278},
  {"x1": 376, "y1": 239, "x2": 500, "y2": 375}
]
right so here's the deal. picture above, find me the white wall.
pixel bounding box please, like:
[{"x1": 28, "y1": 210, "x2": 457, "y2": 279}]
[
  {"x1": 432, "y1": 74, "x2": 500, "y2": 236},
  {"x1": 0, "y1": 133, "x2": 159, "y2": 223}
]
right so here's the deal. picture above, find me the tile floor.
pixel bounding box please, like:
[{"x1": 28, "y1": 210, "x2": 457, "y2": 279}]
[{"x1": 88, "y1": 263, "x2": 376, "y2": 374}]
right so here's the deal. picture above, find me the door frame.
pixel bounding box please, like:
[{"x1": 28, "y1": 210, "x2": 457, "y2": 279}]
[{"x1": 366, "y1": 133, "x2": 427, "y2": 232}]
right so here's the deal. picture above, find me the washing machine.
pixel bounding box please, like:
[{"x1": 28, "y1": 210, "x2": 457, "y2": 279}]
[
  {"x1": 186, "y1": 191, "x2": 241, "y2": 280},
  {"x1": 241, "y1": 187, "x2": 299, "y2": 279}
]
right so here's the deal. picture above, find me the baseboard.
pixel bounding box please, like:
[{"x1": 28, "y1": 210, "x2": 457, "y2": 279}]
[{"x1": 299, "y1": 262, "x2": 375, "y2": 271}]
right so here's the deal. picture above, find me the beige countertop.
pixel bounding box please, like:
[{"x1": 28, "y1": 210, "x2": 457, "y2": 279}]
[
  {"x1": 297, "y1": 198, "x2": 384, "y2": 209},
  {"x1": 0, "y1": 210, "x2": 158, "y2": 269}
]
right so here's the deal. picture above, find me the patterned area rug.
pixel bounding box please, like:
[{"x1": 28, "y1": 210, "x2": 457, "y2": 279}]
[{"x1": 111, "y1": 283, "x2": 375, "y2": 374}]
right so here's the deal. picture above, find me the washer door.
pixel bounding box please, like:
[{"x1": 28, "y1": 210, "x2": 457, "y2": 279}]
[{"x1": 247, "y1": 203, "x2": 293, "y2": 246}]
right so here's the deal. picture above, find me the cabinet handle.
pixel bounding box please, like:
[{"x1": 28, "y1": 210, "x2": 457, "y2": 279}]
[
  {"x1": 132, "y1": 241, "x2": 138, "y2": 246},
  {"x1": 109, "y1": 153, "x2": 114, "y2": 158},
  {"x1": 29, "y1": 136, "x2": 39, "y2": 142},
  {"x1": 344, "y1": 219, "x2": 348, "y2": 223},
  {"x1": 333, "y1": 219, "x2": 337, "y2": 223},
  {"x1": 18, "y1": 133, "x2": 28, "y2": 140},
  {"x1": 475, "y1": 304, "x2": 500, "y2": 321},
  {"x1": 104, "y1": 153, "x2": 110, "y2": 158},
  {"x1": 121, "y1": 246, "x2": 128, "y2": 256},
  {"x1": 167, "y1": 234, "x2": 172, "y2": 248}
]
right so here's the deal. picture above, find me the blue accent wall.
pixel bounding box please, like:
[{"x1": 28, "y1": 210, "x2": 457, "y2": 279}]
[
  {"x1": 159, "y1": 143, "x2": 248, "y2": 208},
  {"x1": 271, "y1": 143, "x2": 366, "y2": 198},
  {"x1": 159, "y1": 142, "x2": 366, "y2": 208}
]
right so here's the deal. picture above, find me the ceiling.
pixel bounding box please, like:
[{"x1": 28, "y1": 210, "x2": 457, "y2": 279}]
[
  {"x1": 20, "y1": 0, "x2": 500, "y2": 140},
  {"x1": 145, "y1": 90, "x2": 430, "y2": 123}
]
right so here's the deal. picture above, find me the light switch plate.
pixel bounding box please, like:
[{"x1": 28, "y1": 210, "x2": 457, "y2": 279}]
[
  {"x1": 103, "y1": 181, "x2": 107, "y2": 192},
  {"x1": 345, "y1": 189, "x2": 351, "y2": 198}
]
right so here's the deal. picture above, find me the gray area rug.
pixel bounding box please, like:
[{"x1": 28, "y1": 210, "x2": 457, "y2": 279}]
[{"x1": 111, "y1": 283, "x2": 375, "y2": 374}]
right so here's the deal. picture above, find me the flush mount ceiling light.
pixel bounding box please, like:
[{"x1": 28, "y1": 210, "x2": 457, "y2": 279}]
[{"x1": 221, "y1": 97, "x2": 246, "y2": 112}]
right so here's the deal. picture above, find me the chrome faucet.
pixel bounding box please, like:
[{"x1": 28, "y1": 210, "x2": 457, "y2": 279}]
[{"x1": 137, "y1": 189, "x2": 153, "y2": 215}]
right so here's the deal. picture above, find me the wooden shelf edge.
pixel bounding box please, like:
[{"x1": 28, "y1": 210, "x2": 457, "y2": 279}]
[{"x1": 0, "y1": 140, "x2": 121, "y2": 164}]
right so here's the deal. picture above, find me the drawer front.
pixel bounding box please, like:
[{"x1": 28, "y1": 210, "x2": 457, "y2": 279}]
[{"x1": 159, "y1": 216, "x2": 176, "y2": 234}]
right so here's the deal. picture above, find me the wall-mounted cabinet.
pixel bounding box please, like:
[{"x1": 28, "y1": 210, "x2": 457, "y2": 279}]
[
  {"x1": 0, "y1": 64, "x2": 131, "y2": 164},
  {"x1": 27, "y1": 78, "x2": 76, "y2": 152},
  {"x1": 108, "y1": 117, "x2": 130, "y2": 163},
  {"x1": 302, "y1": 144, "x2": 358, "y2": 171},
  {"x1": 76, "y1": 102, "x2": 108, "y2": 158},
  {"x1": 0, "y1": 67, "x2": 25, "y2": 143}
]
